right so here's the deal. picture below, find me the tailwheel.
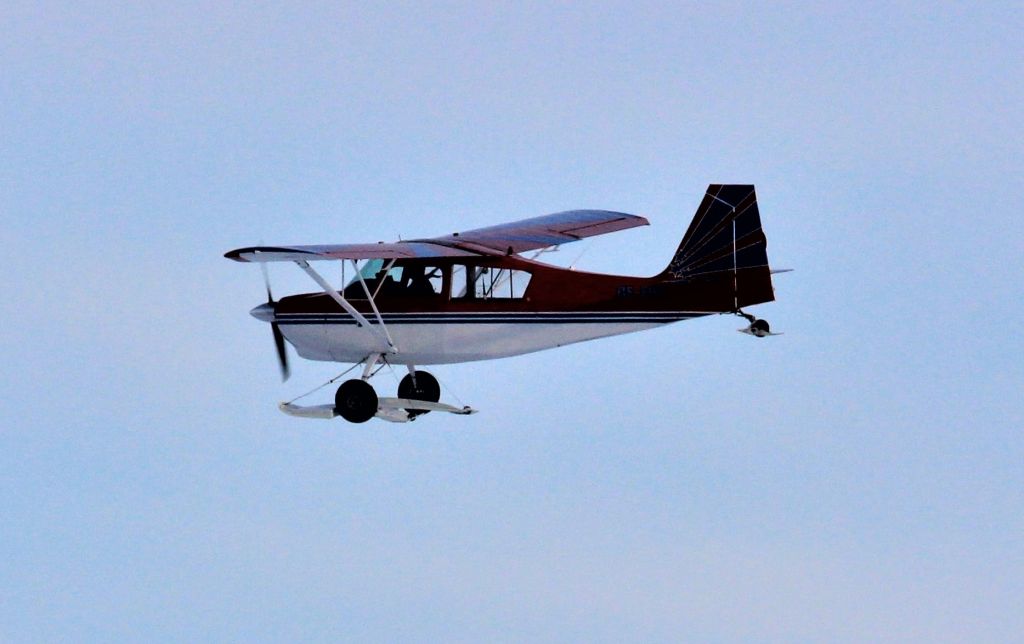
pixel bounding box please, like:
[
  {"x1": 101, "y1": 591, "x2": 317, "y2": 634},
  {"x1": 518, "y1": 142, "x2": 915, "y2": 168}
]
[
  {"x1": 335, "y1": 379, "x2": 378, "y2": 423},
  {"x1": 735, "y1": 309, "x2": 776, "y2": 337},
  {"x1": 750, "y1": 318, "x2": 770, "y2": 337},
  {"x1": 398, "y1": 370, "x2": 441, "y2": 418}
]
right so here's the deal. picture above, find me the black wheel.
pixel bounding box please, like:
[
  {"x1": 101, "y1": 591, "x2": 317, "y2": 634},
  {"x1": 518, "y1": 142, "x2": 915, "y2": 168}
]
[
  {"x1": 334, "y1": 379, "x2": 378, "y2": 423},
  {"x1": 751, "y1": 319, "x2": 770, "y2": 335},
  {"x1": 398, "y1": 370, "x2": 441, "y2": 417}
]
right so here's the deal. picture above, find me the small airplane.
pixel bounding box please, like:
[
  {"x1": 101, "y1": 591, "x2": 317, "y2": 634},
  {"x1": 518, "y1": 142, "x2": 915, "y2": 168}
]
[{"x1": 226, "y1": 184, "x2": 784, "y2": 423}]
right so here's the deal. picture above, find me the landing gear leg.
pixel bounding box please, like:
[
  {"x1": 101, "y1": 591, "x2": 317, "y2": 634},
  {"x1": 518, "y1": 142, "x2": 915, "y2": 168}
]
[{"x1": 362, "y1": 353, "x2": 383, "y2": 380}]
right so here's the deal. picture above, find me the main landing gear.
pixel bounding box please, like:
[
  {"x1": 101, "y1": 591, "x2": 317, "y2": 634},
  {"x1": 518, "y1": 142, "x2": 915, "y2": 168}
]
[
  {"x1": 334, "y1": 369, "x2": 443, "y2": 423},
  {"x1": 297, "y1": 356, "x2": 472, "y2": 424}
]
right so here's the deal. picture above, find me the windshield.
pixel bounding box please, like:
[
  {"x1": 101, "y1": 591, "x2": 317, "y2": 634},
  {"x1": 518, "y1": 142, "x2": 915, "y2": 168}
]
[{"x1": 345, "y1": 259, "x2": 403, "y2": 288}]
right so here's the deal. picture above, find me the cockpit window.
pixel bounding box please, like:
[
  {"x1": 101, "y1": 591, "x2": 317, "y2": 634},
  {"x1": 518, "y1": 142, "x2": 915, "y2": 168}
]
[
  {"x1": 343, "y1": 261, "x2": 443, "y2": 298},
  {"x1": 345, "y1": 259, "x2": 402, "y2": 288},
  {"x1": 397, "y1": 265, "x2": 442, "y2": 296}
]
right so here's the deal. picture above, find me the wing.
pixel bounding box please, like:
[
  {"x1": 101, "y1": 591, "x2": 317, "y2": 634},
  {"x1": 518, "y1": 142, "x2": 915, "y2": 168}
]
[
  {"x1": 420, "y1": 209, "x2": 648, "y2": 255},
  {"x1": 226, "y1": 209, "x2": 648, "y2": 263},
  {"x1": 224, "y1": 241, "x2": 479, "y2": 263}
]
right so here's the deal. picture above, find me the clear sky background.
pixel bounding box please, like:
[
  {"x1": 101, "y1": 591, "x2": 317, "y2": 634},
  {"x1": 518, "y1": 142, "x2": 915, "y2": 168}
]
[{"x1": 2, "y1": 2, "x2": 1022, "y2": 642}]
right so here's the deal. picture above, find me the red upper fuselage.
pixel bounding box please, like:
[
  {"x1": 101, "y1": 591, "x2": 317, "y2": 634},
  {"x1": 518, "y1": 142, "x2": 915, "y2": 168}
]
[{"x1": 275, "y1": 254, "x2": 775, "y2": 317}]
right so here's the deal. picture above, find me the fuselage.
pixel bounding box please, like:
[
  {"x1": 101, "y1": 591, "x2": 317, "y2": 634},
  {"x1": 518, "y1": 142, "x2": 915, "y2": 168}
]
[{"x1": 258, "y1": 255, "x2": 771, "y2": 365}]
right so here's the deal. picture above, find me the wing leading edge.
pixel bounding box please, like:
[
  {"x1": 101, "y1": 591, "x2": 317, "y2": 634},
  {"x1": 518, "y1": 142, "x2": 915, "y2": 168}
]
[
  {"x1": 224, "y1": 242, "x2": 478, "y2": 263},
  {"x1": 225, "y1": 209, "x2": 648, "y2": 263}
]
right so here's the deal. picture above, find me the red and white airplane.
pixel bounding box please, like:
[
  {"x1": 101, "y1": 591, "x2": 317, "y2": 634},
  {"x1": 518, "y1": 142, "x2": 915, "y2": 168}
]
[{"x1": 226, "y1": 184, "x2": 783, "y2": 423}]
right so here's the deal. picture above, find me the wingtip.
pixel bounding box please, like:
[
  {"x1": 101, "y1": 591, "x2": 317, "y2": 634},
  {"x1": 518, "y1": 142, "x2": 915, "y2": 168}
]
[{"x1": 224, "y1": 248, "x2": 251, "y2": 262}]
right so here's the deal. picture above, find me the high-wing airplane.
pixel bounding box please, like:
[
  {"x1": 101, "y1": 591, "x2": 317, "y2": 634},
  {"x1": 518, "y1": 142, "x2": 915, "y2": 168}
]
[{"x1": 226, "y1": 184, "x2": 784, "y2": 423}]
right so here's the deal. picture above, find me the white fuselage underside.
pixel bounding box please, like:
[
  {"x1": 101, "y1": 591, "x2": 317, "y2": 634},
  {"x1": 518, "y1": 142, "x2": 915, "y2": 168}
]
[{"x1": 275, "y1": 312, "x2": 699, "y2": 364}]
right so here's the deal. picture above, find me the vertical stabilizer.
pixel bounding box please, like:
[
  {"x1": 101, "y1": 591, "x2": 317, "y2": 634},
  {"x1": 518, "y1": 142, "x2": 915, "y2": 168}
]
[{"x1": 662, "y1": 184, "x2": 774, "y2": 308}]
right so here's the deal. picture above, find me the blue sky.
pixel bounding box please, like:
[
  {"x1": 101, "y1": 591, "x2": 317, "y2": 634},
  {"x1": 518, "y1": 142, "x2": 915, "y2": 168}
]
[{"x1": 2, "y1": 2, "x2": 1022, "y2": 641}]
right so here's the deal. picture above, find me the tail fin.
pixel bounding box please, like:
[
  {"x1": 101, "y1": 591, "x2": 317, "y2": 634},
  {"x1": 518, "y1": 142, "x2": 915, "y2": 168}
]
[{"x1": 662, "y1": 184, "x2": 774, "y2": 308}]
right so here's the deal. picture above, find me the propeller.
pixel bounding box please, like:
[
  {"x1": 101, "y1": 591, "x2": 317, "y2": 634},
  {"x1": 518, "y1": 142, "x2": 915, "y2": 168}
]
[{"x1": 260, "y1": 263, "x2": 291, "y2": 381}]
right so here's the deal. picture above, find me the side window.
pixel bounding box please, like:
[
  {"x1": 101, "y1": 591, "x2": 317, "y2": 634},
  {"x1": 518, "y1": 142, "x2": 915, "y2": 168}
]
[
  {"x1": 509, "y1": 270, "x2": 532, "y2": 298},
  {"x1": 424, "y1": 266, "x2": 443, "y2": 294},
  {"x1": 396, "y1": 264, "x2": 443, "y2": 296},
  {"x1": 451, "y1": 264, "x2": 469, "y2": 298},
  {"x1": 485, "y1": 268, "x2": 532, "y2": 298},
  {"x1": 453, "y1": 265, "x2": 531, "y2": 299},
  {"x1": 452, "y1": 264, "x2": 485, "y2": 299}
]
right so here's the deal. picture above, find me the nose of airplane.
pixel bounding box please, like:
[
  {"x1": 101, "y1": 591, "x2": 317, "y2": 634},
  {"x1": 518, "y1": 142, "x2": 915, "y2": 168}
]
[{"x1": 249, "y1": 302, "x2": 275, "y2": 322}]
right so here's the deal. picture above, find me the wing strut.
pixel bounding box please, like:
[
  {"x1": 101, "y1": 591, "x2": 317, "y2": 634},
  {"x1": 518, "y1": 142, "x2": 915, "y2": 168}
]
[
  {"x1": 350, "y1": 259, "x2": 396, "y2": 350},
  {"x1": 294, "y1": 260, "x2": 397, "y2": 354}
]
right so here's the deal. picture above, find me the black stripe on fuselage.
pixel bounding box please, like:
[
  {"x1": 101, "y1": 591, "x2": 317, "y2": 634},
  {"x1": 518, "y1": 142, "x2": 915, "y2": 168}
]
[{"x1": 272, "y1": 312, "x2": 706, "y2": 325}]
